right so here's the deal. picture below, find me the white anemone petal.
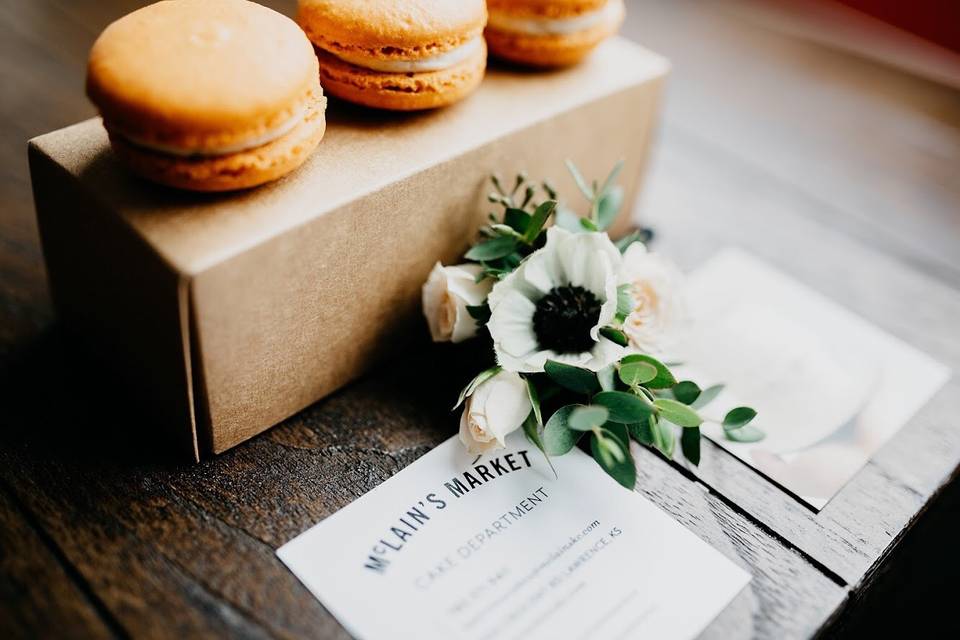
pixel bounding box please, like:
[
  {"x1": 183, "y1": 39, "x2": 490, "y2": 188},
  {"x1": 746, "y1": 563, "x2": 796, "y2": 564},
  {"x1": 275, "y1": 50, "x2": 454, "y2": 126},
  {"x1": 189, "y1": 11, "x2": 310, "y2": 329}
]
[
  {"x1": 488, "y1": 290, "x2": 538, "y2": 357},
  {"x1": 523, "y1": 249, "x2": 560, "y2": 294},
  {"x1": 587, "y1": 337, "x2": 625, "y2": 370}
]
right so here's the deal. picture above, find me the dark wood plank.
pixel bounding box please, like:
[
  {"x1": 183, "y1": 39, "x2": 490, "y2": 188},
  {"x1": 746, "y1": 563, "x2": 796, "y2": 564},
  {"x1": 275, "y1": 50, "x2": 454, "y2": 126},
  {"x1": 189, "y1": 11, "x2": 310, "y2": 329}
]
[
  {"x1": 0, "y1": 0, "x2": 958, "y2": 638},
  {"x1": 0, "y1": 334, "x2": 845, "y2": 639},
  {"x1": 0, "y1": 484, "x2": 116, "y2": 639}
]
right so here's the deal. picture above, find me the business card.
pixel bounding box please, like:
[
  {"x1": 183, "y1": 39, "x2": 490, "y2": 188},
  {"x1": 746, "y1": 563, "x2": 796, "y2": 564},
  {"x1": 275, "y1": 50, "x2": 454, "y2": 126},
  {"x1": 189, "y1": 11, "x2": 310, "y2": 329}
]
[
  {"x1": 676, "y1": 249, "x2": 950, "y2": 509},
  {"x1": 278, "y1": 432, "x2": 749, "y2": 640}
]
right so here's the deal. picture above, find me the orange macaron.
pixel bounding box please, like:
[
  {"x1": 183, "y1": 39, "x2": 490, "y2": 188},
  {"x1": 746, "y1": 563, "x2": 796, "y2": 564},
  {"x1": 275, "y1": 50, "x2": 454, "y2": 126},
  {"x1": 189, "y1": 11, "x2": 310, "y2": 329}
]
[
  {"x1": 297, "y1": 0, "x2": 487, "y2": 111},
  {"x1": 485, "y1": 0, "x2": 625, "y2": 67},
  {"x1": 87, "y1": 0, "x2": 326, "y2": 191}
]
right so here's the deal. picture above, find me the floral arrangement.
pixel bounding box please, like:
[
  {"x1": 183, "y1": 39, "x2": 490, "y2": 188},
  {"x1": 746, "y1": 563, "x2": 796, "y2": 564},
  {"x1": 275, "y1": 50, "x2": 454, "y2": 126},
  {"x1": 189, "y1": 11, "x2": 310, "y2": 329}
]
[{"x1": 421, "y1": 161, "x2": 762, "y2": 488}]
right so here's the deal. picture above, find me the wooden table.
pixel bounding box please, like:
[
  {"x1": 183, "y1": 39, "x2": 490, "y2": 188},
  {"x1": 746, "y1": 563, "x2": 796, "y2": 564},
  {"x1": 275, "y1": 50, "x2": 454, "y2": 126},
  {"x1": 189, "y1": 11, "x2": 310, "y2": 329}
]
[{"x1": 2, "y1": 1, "x2": 958, "y2": 637}]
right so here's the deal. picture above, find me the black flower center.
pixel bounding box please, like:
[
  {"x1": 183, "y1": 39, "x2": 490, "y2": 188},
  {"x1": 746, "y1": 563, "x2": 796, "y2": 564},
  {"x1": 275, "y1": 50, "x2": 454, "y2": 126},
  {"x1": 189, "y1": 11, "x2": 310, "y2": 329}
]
[{"x1": 532, "y1": 285, "x2": 601, "y2": 354}]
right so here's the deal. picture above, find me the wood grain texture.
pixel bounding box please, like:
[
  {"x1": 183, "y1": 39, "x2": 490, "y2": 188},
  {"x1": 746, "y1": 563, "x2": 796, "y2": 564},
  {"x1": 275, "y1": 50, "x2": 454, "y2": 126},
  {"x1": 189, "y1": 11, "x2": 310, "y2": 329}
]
[
  {"x1": 0, "y1": 334, "x2": 845, "y2": 639},
  {"x1": 1, "y1": 0, "x2": 959, "y2": 638},
  {"x1": 637, "y1": 126, "x2": 960, "y2": 586},
  {"x1": 625, "y1": 0, "x2": 960, "y2": 287},
  {"x1": 630, "y1": 446, "x2": 846, "y2": 639},
  {"x1": 0, "y1": 484, "x2": 117, "y2": 640}
]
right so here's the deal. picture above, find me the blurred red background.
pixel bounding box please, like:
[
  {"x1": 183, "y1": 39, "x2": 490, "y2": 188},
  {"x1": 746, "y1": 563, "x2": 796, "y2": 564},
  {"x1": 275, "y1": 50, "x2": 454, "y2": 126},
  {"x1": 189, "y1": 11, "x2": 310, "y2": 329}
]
[{"x1": 836, "y1": 0, "x2": 960, "y2": 52}]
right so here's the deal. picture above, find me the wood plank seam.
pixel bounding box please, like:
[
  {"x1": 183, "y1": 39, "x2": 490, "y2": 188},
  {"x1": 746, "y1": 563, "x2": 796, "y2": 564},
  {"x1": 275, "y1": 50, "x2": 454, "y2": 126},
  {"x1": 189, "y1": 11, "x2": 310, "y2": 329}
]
[
  {"x1": 167, "y1": 481, "x2": 283, "y2": 552},
  {"x1": 697, "y1": 437, "x2": 823, "y2": 515},
  {"x1": 819, "y1": 463, "x2": 960, "y2": 634},
  {"x1": 852, "y1": 462, "x2": 960, "y2": 592},
  {"x1": 117, "y1": 484, "x2": 288, "y2": 638},
  {"x1": 637, "y1": 445, "x2": 850, "y2": 588},
  {"x1": 0, "y1": 477, "x2": 129, "y2": 640}
]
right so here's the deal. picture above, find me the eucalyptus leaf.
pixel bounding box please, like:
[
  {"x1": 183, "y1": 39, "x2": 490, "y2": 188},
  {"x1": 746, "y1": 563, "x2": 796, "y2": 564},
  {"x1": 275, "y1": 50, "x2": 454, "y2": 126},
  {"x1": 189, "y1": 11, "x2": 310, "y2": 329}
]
[
  {"x1": 599, "y1": 159, "x2": 625, "y2": 197},
  {"x1": 616, "y1": 283, "x2": 633, "y2": 320},
  {"x1": 465, "y1": 235, "x2": 518, "y2": 261},
  {"x1": 503, "y1": 208, "x2": 531, "y2": 234},
  {"x1": 654, "y1": 398, "x2": 703, "y2": 427},
  {"x1": 599, "y1": 326, "x2": 628, "y2": 346},
  {"x1": 482, "y1": 266, "x2": 513, "y2": 280},
  {"x1": 598, "y1": 430, "x2": 625, "y2": 463},
  {"x1": 723, "y1": 424, "x2": 765, "y2": 443},
  {"x1": 593, "y1": 391, "x2": 653, "y2": 424},
  {"x1": 594, "y1": 434, "x2": 614, "y2": 468},
  {"x1": 620, "y1": 354, "x2": 676, "y2": 389},
  {"x1": 465, "y1": 304, "x2": 490, "y2": 325},
  {"x1": 542, "y1": 405, "x2": 582, "y2": 455},
  {"x1": 614, "y1": 229, "x2": 644, "y2": 254},
  {"x1": 596, "y1": 185, "x2": 624, "y2": 231},
  {"x1": 590, "y1": 428, "x2": 636, "y2": 489},
  {"x1": 618, "y1": 361, "x2": 657, "y2": 387},
  {"x1": 681, "y1": 426, "x2": 701, "y2": 466},
  {"x1": 628, "y1": 418, "x2": 655, "y2": 446},
  {"x1": 565, "y1": 159, "x2": 595, "y2": 200},
  {"x1": 544, "y1": 360, "x2": 600, "y2": 395},
  {"x1": 453, "y1": 366, "x2": 501, "y2": 409},
  {"x1": 523, "y1": 200, "x2": 556, "y2": 243},
  {"x1": 522, "y1": 413, "x2": 557, "y2": 477},
  {"x1": 555, "y1": 205, "x2": 583, "y2": 233},
  {"x1": 525, "y1": 377, "x2": 542, "y2": 427},
  {"x1": 651, "y1": 417, "x2": 674, "y2": 458},
  {"x1": 672, "y1": 381, "x2": 701, "y2": 405},
  {"x1": 691, "y1": 384, "x2": 725, "y2": 409},
  {"x1": 490, "y1": 224, "x2": 522, "y2": 237},
  {"x1": 568, "y1": 405, "x2": 609, "y2": 431},
  {"x1": 723, "y1": 407, "x2": 757, "y2": 430}
]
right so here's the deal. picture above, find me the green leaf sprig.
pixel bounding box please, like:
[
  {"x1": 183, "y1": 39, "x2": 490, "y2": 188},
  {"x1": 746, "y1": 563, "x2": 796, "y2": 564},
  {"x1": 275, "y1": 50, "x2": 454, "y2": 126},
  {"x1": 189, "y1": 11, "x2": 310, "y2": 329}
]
[
  {"x1": 528, "y1": 354, "x2": 762, "y2": 487},
  {"x1": 465, "y1": 173, "x2": 558, "y2": 287},
  {"x1": 555, "y1": 159, "x2": 627, "y2": 236},
  {"x1": 453, "y1": 161, "x2": 764, "y2": 489}
]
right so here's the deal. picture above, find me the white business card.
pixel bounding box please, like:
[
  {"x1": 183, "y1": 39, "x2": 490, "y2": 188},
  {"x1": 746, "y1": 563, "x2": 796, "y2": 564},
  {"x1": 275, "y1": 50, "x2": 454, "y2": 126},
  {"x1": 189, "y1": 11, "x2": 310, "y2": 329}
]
[
  {"x1": 676, "y1": 249, "x2": 950, "y2": 509},
  {"x1": 278, "y1": 432, "x2": 749, "y2": 640}
]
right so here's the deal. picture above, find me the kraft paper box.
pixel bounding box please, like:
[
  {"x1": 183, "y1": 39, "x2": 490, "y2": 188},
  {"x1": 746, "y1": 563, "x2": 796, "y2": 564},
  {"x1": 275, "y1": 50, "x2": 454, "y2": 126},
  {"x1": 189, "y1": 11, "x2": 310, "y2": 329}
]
[{"x1": 28, "y1": 38, "x2": 668, "y2": 461}]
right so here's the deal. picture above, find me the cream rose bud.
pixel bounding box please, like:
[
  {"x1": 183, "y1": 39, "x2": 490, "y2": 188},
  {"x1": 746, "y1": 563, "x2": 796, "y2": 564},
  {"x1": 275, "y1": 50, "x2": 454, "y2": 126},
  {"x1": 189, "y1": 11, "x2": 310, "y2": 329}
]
[
  {"x1": 619, "y1": 243, "x2": 687, "y2": 355},
  {"x1": 422, "y1": 263, "x2": 493, "y2": 343},
  {"x1": 459, "y1": 371, "x2": 531, "y2": 454}
]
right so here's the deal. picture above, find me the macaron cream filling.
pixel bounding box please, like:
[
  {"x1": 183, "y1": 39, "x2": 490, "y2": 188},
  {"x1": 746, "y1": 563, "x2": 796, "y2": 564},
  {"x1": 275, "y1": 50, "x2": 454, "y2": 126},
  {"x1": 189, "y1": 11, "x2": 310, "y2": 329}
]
[
  {"x1": 323, "y1": 36, "x2": 483, "y2": 74},
  {"x1": 488, "y1": 0, "x2": 623, "y2": 36},
  {"x1": 116, "y1": 105, "x2": 309, "y2": 158}
]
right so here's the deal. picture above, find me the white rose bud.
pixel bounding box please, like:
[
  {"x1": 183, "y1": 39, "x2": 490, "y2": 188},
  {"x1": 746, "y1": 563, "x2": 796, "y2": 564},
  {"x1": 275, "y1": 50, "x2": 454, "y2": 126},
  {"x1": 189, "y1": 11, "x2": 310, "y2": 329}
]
[
  {"x1": 422, "y1": 263, "x2": 493, "y2": 343},
  {"x1": 619, "y1": 243, "x2": 687, "y2": 356},
  {"x1": 459, "y1": 371, "x2": 531, "y2": 454}
]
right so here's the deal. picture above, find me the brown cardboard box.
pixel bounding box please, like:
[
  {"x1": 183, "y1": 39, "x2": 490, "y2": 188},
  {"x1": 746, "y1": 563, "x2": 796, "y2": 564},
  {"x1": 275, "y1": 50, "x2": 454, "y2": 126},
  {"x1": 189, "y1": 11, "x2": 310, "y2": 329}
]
[{"x1": 28, "y1": 37, "x2": 669, "y2": 460}]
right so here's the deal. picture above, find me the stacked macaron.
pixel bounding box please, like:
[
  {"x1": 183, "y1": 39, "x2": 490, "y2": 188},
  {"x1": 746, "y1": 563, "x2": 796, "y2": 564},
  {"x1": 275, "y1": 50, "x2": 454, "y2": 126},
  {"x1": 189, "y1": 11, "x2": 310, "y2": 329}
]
[
  {"x1": 87, "y1": 0, "x2": 625, "y2": 190},
  {"x1": 87, "y1": 0, "x2": 326, "y2": 191},
  {"x1": 485, "y1": 0, "x2": 625, "y2": 67},
  {"x1": 297, "y1": 0, "x2": 487, "y2": 111}
]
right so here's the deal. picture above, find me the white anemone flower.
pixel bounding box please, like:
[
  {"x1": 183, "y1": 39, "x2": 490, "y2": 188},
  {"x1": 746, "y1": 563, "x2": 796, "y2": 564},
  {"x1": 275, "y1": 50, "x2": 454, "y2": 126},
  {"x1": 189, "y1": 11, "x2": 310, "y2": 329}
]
[{"x1": 487, "y1": 227, "x2": 625, "y2": 373}]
